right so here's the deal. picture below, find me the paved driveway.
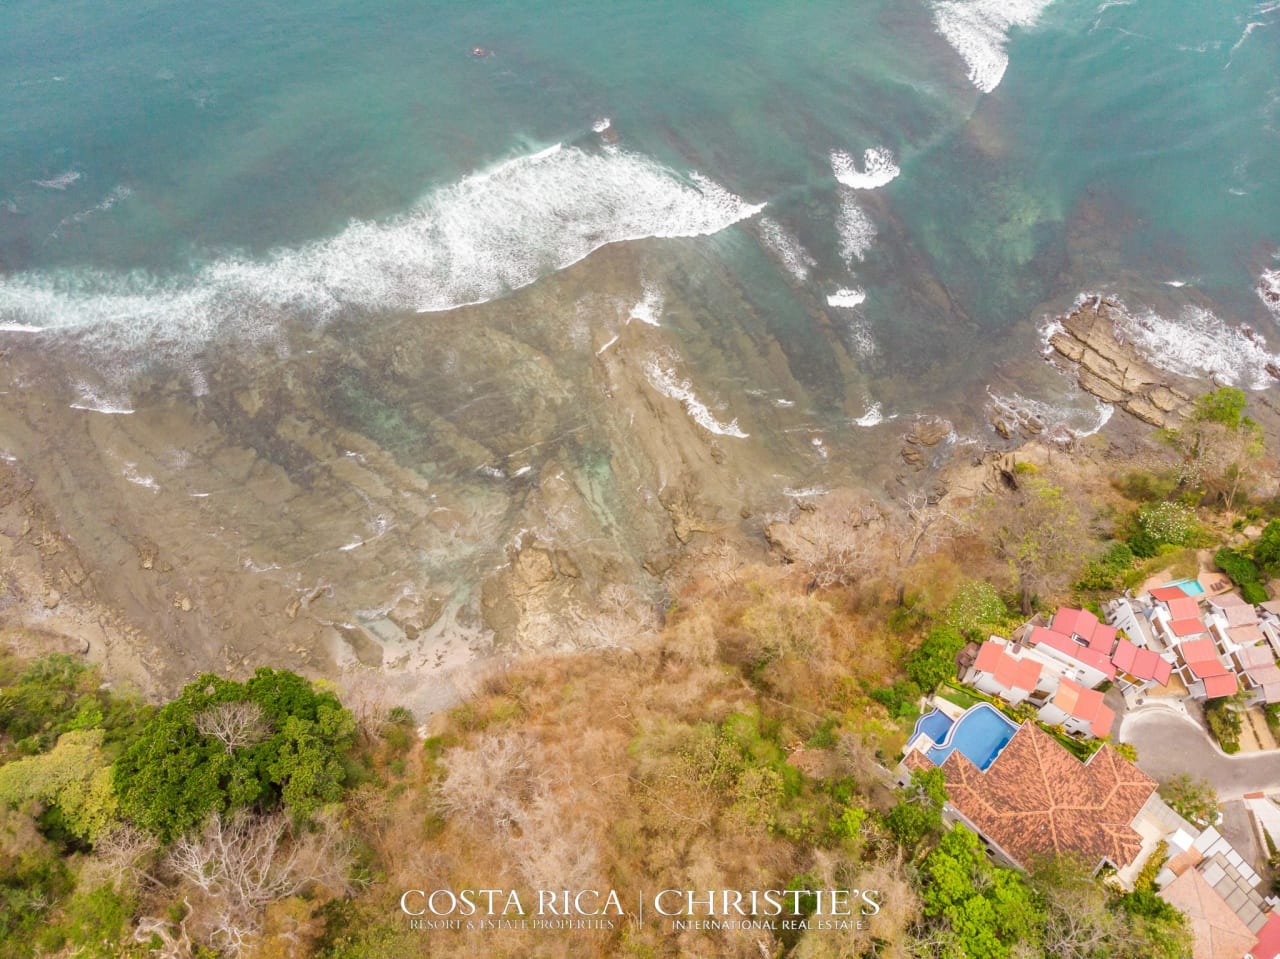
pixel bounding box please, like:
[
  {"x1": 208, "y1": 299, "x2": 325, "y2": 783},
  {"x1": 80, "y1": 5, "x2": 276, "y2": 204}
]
[{"x1": 1120, "y1": 708, "x2": 1280, "y2": 800}]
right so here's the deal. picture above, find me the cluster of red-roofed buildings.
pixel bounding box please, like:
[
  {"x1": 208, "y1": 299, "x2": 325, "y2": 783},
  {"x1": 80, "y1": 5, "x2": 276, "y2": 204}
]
[{"x1": 956, "y1": 588, "x2": 1280, "y2": 742}]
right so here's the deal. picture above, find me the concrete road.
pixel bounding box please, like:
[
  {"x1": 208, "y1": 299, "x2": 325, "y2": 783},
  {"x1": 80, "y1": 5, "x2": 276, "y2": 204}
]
[{"x1": 1120, "y1": 708, "x2": 1280, "y2": 800}]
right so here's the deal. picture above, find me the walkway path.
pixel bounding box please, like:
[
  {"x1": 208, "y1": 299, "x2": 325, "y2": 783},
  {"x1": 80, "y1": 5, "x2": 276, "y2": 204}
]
[{"x1": 1120, "y1": 708, "x2": 1280, "y2": 801}]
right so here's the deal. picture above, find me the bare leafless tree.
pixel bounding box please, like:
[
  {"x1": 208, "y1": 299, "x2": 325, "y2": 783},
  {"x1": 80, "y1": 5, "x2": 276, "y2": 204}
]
[
  {"x1": 82, "y1": 823, "x2": 160, "y2": 890},
  {"x1": 434, "y1": 733, "x2": 534, "y2": 832},
  {"x1": 194, "y1": 702, "x2": 271, "y2": 755},
  {"x1": 148, "y1": 809, "x2": 353, "y2": 958}
]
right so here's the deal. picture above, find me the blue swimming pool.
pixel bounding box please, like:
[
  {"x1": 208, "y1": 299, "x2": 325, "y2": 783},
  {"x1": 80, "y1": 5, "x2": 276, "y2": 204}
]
[
  {"x1": 925, "y1": 703, "x2": 1020, "y2": 771},
  {"x1": 1162, "y1": 578, "x2": 1205, "y2": 596},
  {"x1": 912, "y1": 708, "x2": 954, "y2": 745}
]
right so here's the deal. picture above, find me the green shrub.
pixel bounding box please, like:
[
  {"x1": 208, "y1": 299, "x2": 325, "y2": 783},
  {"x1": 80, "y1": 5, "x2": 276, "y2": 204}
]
[
  {"x1": 943, "y1": 581, "x2": 1011, "y2": 636},
  {"x1": 1204, "y1": 699, "x2": 1241, "y2": 754},
  {"x1": 1256, "y1": 520, "x2": 1280, "y2": 576},
  {"x1": 1075, "y1": 542, "x2": 1136, "y2": 591},
  {"x1": 905, "y1": 626, "x2": 967, "y2": 693},
  {"x1": 1216, "y1": 547, "x2": 1267, "y2": 604}
]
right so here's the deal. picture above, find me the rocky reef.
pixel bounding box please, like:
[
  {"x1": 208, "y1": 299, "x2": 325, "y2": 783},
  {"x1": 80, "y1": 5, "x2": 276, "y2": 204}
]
[{"x1": 1045, "y1": 295, "x2": 1193, "y2": 429}]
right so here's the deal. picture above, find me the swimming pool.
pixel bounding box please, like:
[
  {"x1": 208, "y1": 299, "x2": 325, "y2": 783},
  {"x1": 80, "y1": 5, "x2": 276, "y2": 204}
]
[
  {"x1": 925, "y1": 703, "x2": 1020, "y2": 771},
  {"x1": 912, "y1": 707, "x2": 954, "y2": 745},
  {"x1": 1162, "y1": 578, "x2": 1205, "y2": 596}
]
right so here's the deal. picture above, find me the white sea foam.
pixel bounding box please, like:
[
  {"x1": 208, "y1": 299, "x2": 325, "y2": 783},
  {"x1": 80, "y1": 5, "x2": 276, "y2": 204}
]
[
  {"x1": 756, "y1": 216, "x2": 816, "y2": 281},
  {"x1": 827, "y1": 288, "x2": 866, "y2": 308},
  {"x1": 0, "y1": 323, "x2": 44, "y2": 333},
  {"x1": 932, "y1": 0, "x2": 1056, "y2": 93},
  {"x1": 1258, "y1": 268, "x2": 1280, "y2": 320},
  {"x1": 855, "y1": 403, "x2": 885, "y2": 427},
  {"x1": 51, "y1": 185, "x2": 132, "y2": 236},
  {"x1": 122, "y1": 463, "x2": 159, "y2": 491},
  {"x1": 644, "y1": 359, "x2": 748, "y2": 438},
  {"x1": 0, "y1": 146, "x2": 763, "y2": 353},
  {"x1": 1115, "y1": 303, "x2": 1280, "y2": 390},
  {"x1": 591, "y1": 117, "x2": 611, "y2": 133},
  {"x1": 627, "y1": 282, "x2": 664, "y2": 327},
  {"x1": 830, "y1": 147, "x2": 901, "y2": 190},
  {"x1": 69, "y1": 383, "x2": 134, "y2": 414},
  {"x1": 783, "y1": 486, "x2": 829, "y2": 498},
  {"x1": 836, "y1": 191, "x2": 876, "y2": 264},
  {"x1": 34, "y1": 170, "x2": 81, "y2": 190},
  {"x1": 595, "y1": 333, "x2": 620, "y2": 356},
  {"x1": 986, "y1": 388, "x2": 1113, "y2": 439}
]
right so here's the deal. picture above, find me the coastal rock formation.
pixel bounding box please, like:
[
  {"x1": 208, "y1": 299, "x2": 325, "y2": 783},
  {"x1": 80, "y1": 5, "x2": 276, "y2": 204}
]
[
  {"x1": 900, "y1": 417, "x2": 954, "y2": 470},
  {"x1": 1046, "y1": 295, "x2": 1193, "y2": 429}
]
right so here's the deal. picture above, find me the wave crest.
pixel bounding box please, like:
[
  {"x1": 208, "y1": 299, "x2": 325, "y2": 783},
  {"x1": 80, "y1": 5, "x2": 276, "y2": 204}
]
[{"x1": 0, "y1": 146, "x2": 763, "y2": 351}]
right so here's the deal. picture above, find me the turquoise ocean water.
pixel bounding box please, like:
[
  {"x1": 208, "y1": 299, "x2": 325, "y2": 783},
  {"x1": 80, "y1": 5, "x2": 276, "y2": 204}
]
[{"x1": 1, "y1": 0, "x2": 1278, "y2": 418}]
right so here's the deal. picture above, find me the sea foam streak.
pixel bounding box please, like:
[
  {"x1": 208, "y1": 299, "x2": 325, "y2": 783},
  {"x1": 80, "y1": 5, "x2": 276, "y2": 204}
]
[
  {"x1": 0, "y1": 146, "x2": 762, "y2": 349},
  {"x1": 756, "y1": 216, "x2": 816, "y2": 281},
  {"x1": 836, "y1": 192, "x2": 876, "y2": 263},
  {"x1": 34, "y1": 170, "x2": 82, "y2": 190},
  {"x1": 830, "y1": 148, "x2": 900, "y2": 190},
  {"x1": 1115, "y1": 304, "x2": 1280, "y2": 390},
  {"x1": 644, "y1": 360, "x2": 748, "y2": 438},
  {"x1": 932, "y1": 0, "x2": 1056, "y2": 93}
]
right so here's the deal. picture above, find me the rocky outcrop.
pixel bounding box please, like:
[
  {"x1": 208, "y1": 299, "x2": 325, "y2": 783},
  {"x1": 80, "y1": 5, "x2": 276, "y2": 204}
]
[
  {"x1": 900, "y1": 417, "x2": 954, "y2": 470},
  {"x1": 1047, "y1": 295, "x2": 1193, "y2": 429}
]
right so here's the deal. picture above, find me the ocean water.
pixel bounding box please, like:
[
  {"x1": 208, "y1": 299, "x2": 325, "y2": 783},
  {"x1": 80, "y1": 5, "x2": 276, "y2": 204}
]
[
  {"x1": 0, "y1": 2, "x2": 1278, "y2": 675},
  {"x1": 3, "y1": 0, "x2": 1277, "y2": 351}
]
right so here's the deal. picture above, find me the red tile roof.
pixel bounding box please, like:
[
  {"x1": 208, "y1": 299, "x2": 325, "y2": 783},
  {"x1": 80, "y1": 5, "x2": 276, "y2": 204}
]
[
  {"x1": 1053, "y1": 606, "x2": 1099, "y2": 641},
  {"x1": 1168, "y1": 596, "x2": 1202, "y2": 621},
  {"x1": 1014, "y1": 657, "x2": 1044, "y2": 691},
  {"x1": 975, "y1": 641, "x2": 1006, "y2": 674},
  {"x1": 1088, "y1": 623, "x2": 1118, "y2": 652},
  {"x1": 1052, "y1": 678, "x2": 1115, "y2": 738},
  {"x1": 1151, "y1": 586, "x2": 1189, "y2": 601},
  {"x1": 994, "y1": 653, "x2": 1021, "y2": 690},
  {"x1": 1112, "y1": 638, "x2": 1138, "y2": 673},
  {"x1": 1133, "y1": 649, "x2": 1173, "y2": 685},
  {"x1": 1181, "y1": 637, "x2": 1220, "y2": 664},
  {"x1": 1028, "y1": 626, "x2": 1117, "y2": 680},
  {"x1": 930, "y1": 723, "x2": 1156, "y2": 870},
  {"x1": 1171, "y1": 617, "x2": 1209, "y2": 637},
  {"x1": 1203, "y1": 673, "x2": 1239, "y2": 699},
  {"x1": 1251, "y1": 910, "x2": 1280, "y2": 959},
  {"x1": 974, "y1": 641, "x2": 1044, "y2": 692}
]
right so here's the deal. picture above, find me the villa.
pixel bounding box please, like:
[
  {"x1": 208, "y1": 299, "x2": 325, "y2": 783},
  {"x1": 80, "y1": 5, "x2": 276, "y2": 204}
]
[{"x1": 900, "y1": 713, "x2": 1169, "y2": 886}]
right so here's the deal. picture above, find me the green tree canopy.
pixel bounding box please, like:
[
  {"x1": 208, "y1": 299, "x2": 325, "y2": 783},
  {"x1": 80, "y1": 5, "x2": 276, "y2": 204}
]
[{"x1": 113, "y1": 668, "x2": 354, "y2": 840}]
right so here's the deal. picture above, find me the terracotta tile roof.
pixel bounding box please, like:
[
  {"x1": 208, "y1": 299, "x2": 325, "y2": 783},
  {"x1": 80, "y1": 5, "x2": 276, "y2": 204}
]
[
  {"x1": 1224, "y1": 605, "x2": 1261, "y2": 627},
  {"x1": 933, "y1": 723, "x2": 1156, "y2": 871},
  {"x1": 1209, "y1": 593, "x2": 1249, "y2": 609},
  {"x1": 1168, "y1": 596, "x2": 1203, "y2": 621},
  {"x1": 1262, "y1": 600, "x2": 1280, "y2": 615},
  {"x1": 1229, "y1": 625, "x2": 1266, "y2": 645},
  {"x1": 1151, "y1": 586, "x2": 1188, "y2": 601},
  {"x1": 1238, "y1": 646, "x2": 1274, "y2": 669},
  {"x1": 1203, "y1": 674, "x2": 1239, "y2": 699},
  {"x1": 1158, "y1": 868, "x2": 1258, "y2": 959},
  {"x1": 1028, "y1": 626, "x2": 1117, "y2": 680},
  {"x1": 1172, "y1": 617, "x2": 1210, "y2": 637},
  {"x1": 993, "y1": 654, "x2": 1021, "y2": 690},
  {"x1": 1088, "y1": 623, "x2": 1118, "y2": 652}
]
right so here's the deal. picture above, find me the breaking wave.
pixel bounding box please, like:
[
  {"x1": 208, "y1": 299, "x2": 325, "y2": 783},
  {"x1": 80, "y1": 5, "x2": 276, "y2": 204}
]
[
  {"x1": 931, "y1": 0, "x2": 1056, "y2": 93},
  {"x1": 0, "y1": 145, "x2": 763, "y2": 351},
  {"x1": 644, "y1": 359, "x2": 748, "y2": 438},
  {"x1": 1259, "y1": 268, "x2": 1280, "y2": 320},
  {"x1": 986, "y1": 388, "x2": 1113, "y2": 440},
  {"x1": 830, "y1": 147, "x2": 900, "y2": 190},
  {"x1": 1116, "y1": 303, "x2": 1280, "y2": 390},
  {"x1": 827, "y1": 288, "x2": 866, "y2": 308}
]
